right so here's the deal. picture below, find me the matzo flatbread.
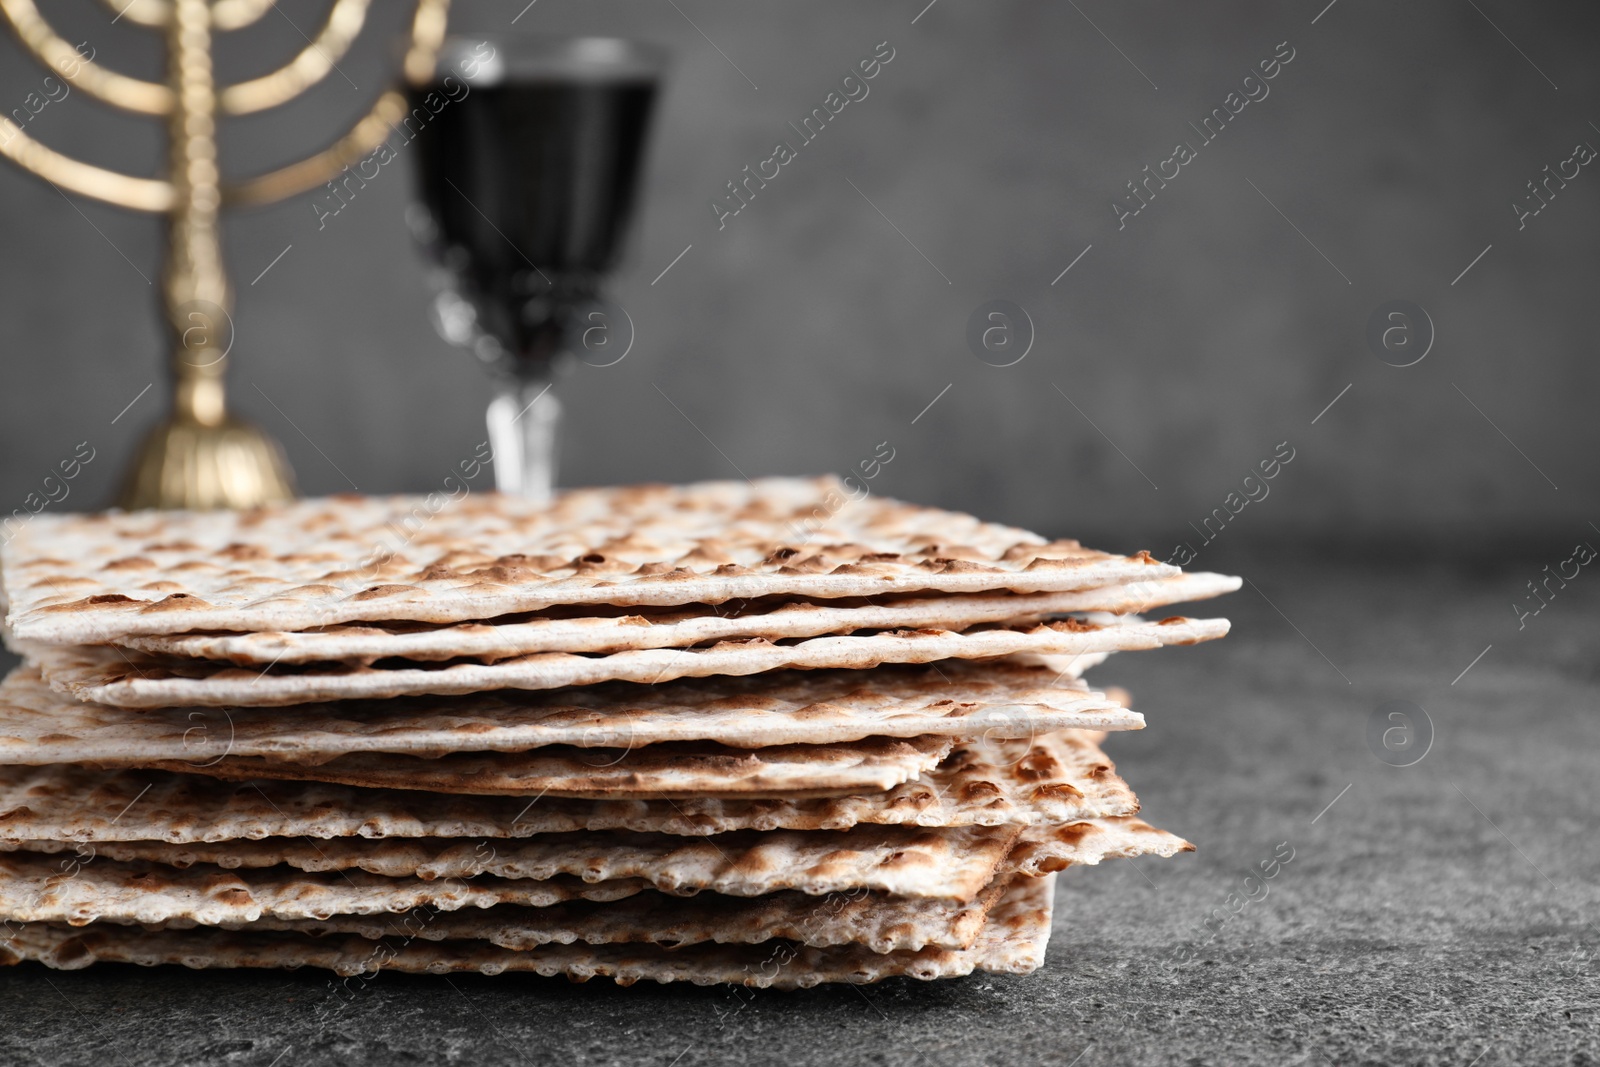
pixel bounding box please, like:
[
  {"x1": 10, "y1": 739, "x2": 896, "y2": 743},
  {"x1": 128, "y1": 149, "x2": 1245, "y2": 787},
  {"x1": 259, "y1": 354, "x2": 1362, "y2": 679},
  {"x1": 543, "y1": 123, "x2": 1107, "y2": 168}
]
[
  {"x1": 182, "y1": 879, "x2": 1013, "y2": 954},
  {"x1": 29, "y1": 616, "x2": 1227, "y2": 707},
  {"x1": 999, "y1": 817, "x2": 1193, "y2": 876},
  {"x1": 7, "y1": 823, "x2": 1020, "y2": 895},
  {"x1": 0, "y1": 825, "x2": 1022, "y2": 922},
  {"x1": 0, "y1": 731, "x2": 1136, "y2": 842},
  {"x1": 2, "y1": 477, "x2": 1177, "y2": 644},
  {"x1": 1024, "y1": 651, "x2": 1110, "y2": 680},
  {"x1": 0, "y1": 871, "x2": 1056, "y2": 986},
  {"x1": 127, "y1": 734, "x2": 957, "y2": 799},
  {"x1": 0, "y1": 859, "x2": 649, "y2": 925},
  {"x1": 0, "y1": 661, "x2": 1141, "y2": 763},
  {"x1": 3, "y1": 816, "x2": 1179, "y2": 890},
  {"x1": 117, "y1": 573, "x2": 1241, "y2": 665}
]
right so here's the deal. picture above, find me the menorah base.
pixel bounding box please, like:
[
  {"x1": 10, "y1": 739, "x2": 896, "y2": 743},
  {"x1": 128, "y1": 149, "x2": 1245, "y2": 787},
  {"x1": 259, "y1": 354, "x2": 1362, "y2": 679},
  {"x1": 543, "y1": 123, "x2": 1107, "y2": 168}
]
[{"x1": 118, "y1": 416, "x2": 296, "y2": 510}]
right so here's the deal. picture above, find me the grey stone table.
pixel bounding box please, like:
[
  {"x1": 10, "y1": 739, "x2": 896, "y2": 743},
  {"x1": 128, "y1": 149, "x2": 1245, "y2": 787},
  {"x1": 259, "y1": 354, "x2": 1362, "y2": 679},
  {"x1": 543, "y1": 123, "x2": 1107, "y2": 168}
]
[{"x1": 1, "y1": 551, "x2": 1595, "y2": 1066}]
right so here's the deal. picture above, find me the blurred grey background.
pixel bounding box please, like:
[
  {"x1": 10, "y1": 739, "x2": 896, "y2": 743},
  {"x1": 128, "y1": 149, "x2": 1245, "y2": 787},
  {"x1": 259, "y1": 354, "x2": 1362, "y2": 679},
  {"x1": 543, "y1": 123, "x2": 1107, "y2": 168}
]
[{"x1": 1, "y1": 0, "x2": 1595, "y2": 557}]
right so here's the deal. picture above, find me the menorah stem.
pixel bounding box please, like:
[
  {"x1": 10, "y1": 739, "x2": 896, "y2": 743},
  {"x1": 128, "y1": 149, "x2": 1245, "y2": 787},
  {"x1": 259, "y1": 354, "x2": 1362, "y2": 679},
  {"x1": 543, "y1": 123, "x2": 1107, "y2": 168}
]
[
  {"x1": 165, "y1": 0, "x2": 228, "y2": 427},
  {"x1": 119, "y1": 0, "x2": 293, "y2": 508}
]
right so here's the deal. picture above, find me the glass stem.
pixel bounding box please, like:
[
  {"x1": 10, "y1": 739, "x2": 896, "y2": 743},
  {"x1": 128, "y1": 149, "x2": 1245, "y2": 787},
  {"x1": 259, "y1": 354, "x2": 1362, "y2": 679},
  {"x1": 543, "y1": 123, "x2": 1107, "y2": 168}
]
[{"x1": 486, "y1": 376, "x2": 561, "y2": 504}]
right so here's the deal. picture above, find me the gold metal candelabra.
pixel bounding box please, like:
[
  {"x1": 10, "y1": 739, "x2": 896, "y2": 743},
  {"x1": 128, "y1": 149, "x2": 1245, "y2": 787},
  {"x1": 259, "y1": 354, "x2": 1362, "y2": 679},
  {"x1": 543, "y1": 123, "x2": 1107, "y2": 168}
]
[{"x1": 0, "y1": 0, "x2": 452, "y2": 509}]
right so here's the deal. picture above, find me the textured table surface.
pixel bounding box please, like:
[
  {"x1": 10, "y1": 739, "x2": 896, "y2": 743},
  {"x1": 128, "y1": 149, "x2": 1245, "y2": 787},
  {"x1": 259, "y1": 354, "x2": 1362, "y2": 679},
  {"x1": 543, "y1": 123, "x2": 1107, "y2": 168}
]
[{"x1": 1, "y1": 550, "x2": 1594, "y2": 1066}]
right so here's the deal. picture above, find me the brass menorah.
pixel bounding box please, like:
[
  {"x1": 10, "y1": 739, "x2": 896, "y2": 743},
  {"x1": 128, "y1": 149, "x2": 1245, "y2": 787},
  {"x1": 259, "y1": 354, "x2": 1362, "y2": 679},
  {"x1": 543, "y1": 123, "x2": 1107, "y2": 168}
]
[{"x1": 0, "y1": 0, "x2": 452, "y2": 509}]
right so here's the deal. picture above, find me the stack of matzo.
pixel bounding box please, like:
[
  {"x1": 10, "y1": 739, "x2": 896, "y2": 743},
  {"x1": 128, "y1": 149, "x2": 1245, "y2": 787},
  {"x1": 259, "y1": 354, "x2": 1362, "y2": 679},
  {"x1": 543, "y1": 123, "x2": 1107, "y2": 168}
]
[{"x1": 0, "y1": 477, "x2": 1236, "y2": 987}]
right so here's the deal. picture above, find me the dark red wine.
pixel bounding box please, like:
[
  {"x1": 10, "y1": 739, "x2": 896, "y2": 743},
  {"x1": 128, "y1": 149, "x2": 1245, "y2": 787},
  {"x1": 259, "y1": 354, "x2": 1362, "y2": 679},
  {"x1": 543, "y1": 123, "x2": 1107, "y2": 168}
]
[{"x1": 410, "y1": 77, "x2": 657, "y2": 363}]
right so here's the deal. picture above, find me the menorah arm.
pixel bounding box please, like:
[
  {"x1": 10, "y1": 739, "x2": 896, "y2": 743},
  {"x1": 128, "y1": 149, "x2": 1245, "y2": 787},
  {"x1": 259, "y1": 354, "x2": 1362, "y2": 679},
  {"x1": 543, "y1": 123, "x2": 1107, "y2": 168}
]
[
  {"x1": 223, "y1": 0, "x2": 449, "y2": 205},
  {"x1": 218, "y1": 0, "x2": 372, "y2": 115},
  {"x1": 404, "y1": 0, "x2": 451, "y2": 83},
  {"x1": 1, "y1": 0, "x2": 172, "y2": 115},
  {"x1": 0, "y1": 117, "x2": 173, "y2": 211},
  {"x1": 95, "y1": 0, "x2": 277, "y2": 31},
  {"x1": 223, "y1": 88, "x2": 405, "y2": 206}
]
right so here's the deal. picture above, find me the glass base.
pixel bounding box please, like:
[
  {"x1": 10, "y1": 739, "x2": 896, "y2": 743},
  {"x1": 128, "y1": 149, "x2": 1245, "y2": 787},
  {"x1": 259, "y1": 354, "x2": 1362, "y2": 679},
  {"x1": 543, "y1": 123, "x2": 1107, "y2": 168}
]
[{"x1": 486, "y1": 379, "x2": 561, "y2": 504}]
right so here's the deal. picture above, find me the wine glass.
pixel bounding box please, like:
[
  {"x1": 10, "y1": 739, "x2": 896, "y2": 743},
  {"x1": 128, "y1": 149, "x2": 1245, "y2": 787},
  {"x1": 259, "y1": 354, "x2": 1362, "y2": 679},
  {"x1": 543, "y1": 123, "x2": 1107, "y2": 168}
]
[{"x1": 407, "y1": 35, "x2": 663, "y2": 502}]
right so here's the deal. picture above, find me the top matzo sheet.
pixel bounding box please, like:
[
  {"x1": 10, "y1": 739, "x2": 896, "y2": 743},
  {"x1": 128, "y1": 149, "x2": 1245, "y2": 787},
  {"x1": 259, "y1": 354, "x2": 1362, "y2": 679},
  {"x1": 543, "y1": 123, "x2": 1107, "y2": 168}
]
[{"x1": 1, "y1": 477, "x2": 1177, "y2": 644}]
